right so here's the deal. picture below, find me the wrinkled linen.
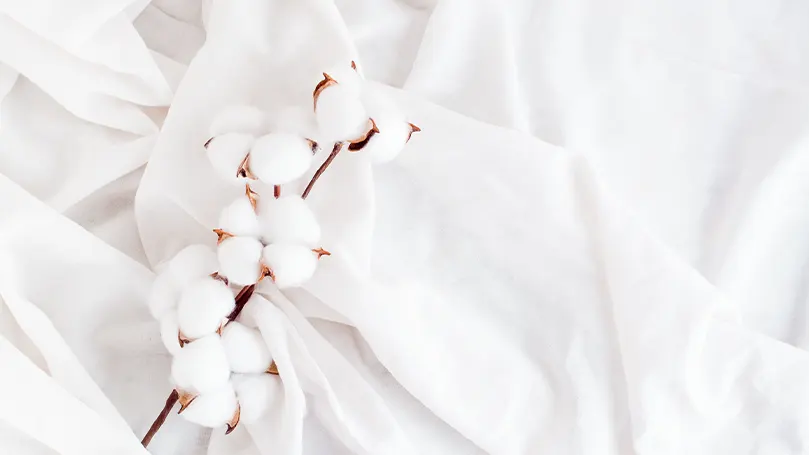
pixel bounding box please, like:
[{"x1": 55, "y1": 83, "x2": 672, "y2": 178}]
[{"x1": 3, "y1": 0, "x2": 809, "y2": 454}]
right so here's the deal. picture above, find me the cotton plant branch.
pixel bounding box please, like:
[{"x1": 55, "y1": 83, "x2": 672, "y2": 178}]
[
  {"x1": 140, "y1": 390, "x2": 179, "y2": 447},
  {"x1": 302, "y1": 142, "x2": 343, "y2": 199},
  {"x1": 142, "y1": 284, "x2": 257, "y2": 447},
  {"x1": 141, "y1": 145, "x2": 342, "y2": 447},
  {"x1": 140, "y1": 61, "x2": 420, "y2": 450}
]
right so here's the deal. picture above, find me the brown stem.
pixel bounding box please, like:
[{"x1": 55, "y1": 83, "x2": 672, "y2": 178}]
[
  {"x1": 274, "y1": 185, "x2": 281, "y2": 199},
  {"x1": 227, "y1": 284, "x2": 256, "y2": 321},
  {"x1": 142, "y1": 285, "x2": 256, "y2": 447},
  {"x1": 141, "y1": 389, "x2": 179, "y2": 447},
  {"x1": 302, "y1": 142, "x2": 343, "y2": 199}
]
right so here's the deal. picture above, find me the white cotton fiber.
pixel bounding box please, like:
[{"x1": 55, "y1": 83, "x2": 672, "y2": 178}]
[
  {"x1": 360, "y1": 90, "x2": 414, "y2": 163},
  {"x1": 221, "y1": 322, "x2": 272, "y2": 373},
  {"x1": 209, "y1": 105, "x2": 266, "y2": 137},
  {"x1": 249, "y1": 133, "x2": 314, "y2": 185},
  {"x1": 177, "y1": 277, "x2": 235, "y2": 339},
  {"x1": 271, "y1": 105, "x2": 318, "y2": 139},
  {"x1": 168, "y1": 244, "x2": 219, "y2": 288},
  {"x1": 258, "y1": 195, "x2": 320, "y2": 246},
  {"x1": 148, "y1": 272, "x2": 179, "y2": 320},
  {"x1": 232, "y1": 373, "x2": 282, "y2": 424},
  {"x1": 217, "y1": 237, "x2": 263, "y2": 286},
  {"x1": 315, "y1": 84, "x2": 368, "y2": 142},
  {"x1": 171, "y1": 334, "x2": 231, "y2": 394},
  {"x1": 363, "y1": 116, "x2": 412, "y2": 163},
  {"x1": 218, "y1": 197, "x2": 260, "y2": 238},
  {"x1": 262, "y1": 243, "x2": 318, "y2": 289},
  {"x1": 180, "y1": 382, "x2": 239, "y2": 428},
  {"x1": 323, "y1": 64, "x2": 362, "y2": 96},
  {"x1": 159, "y1": 311, "x2": 182, "y2": 355},
  {"x1": 206, "y1": 133, "x2": 254, "y2": 183}
]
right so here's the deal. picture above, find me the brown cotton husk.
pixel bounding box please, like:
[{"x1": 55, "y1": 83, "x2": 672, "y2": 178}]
[
  {"x1": 306, "y1": 139, "x2": 319, "y2": 154},
  {"x1": 209, "y1": 272, "x2": 229, "y2": 286},
  {"x1": 226, "y1": 406, "x2": 241, "y2": 435},
  {"x1": 312, "y1": 247, "x2": 331, "y2": 259},
  {"x1": 312, "y1": 73, "x2": 336, "y2": 110},
  {"x1": 177, "y1": 391, "x2": 197, "y2": 413},
  {"x1": 236, "y1": 155, "x2": 256, "y2": 180},
  {"x1": 213, "y1": 229, "x2": 234, "y2": 245},
  {"x1": 267, "y1": 361, "x2": 279, "y2": 375},
  {"x1": 178, "y1": 331, "x2": 191, "y2": 347},
  {"x1": 407, "y1": 123, "x2": 421, "y2": 142},
  {"x1": 259, "y1": 263, "x2": 275, "y2": 282},
  {"x1": 347, "y1": 118, "x2": 379, "y2": 152},
  {"x1": 245, "y1": 184, "x2": 259, "y2": 211}
]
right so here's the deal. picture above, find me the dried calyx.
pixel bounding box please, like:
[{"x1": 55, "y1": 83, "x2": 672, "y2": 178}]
[
  {"x1": 347, "y1": 118, "x2": 379, "y2": 151},
  {"x1": 236, "y1": 154, "x2": 255, "y2": 180},
  {"x1": 312, "y1": 72, "x2": 337, "y2": 109}
]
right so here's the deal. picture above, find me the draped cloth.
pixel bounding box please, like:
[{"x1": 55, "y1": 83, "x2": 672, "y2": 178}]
[{"x1": 2, "y1": 0, "x2": 809, "y2": 454}]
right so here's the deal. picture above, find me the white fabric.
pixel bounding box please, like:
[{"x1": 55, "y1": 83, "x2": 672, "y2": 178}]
[{"x1": 2, "y1": 0, "x2": 809, "y2": 454}]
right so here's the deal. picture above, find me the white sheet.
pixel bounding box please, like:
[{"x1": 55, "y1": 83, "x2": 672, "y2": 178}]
[{"x1": 2, "y1": 0, "x2": 809, "y2": 454}]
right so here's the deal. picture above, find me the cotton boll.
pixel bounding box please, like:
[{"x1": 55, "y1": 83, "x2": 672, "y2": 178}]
[
  {"x1": 148, "y1": 273, "x2": 179, "y2": 320},
  {"x1": 315, "y1": 84, "x2": 368, "y2": 141},
  {"x1": 363, "y1": 116, "x2": 413, "y2": 163},
  {"x1": 360, "y1": 90, "x2": 418, "y2": 162},
  {"x1": 159, "y1": 312, "x2": 182, "y2": 355},
  {"x1": 249, "y1": 133, "x2": 314, "y2": 185},
  {"x1": 232, "y1": 374, "x2": 283, "y2": 424},
  {"x1": 218, "y1": 197, "x2": 260, "y2": 238},
  {"x1": 217, "y1": 237, "x2": 263, "y2": 286},
  {"x1": 171, "y1": 334, "x2": 231, "y2": 394},
  {"x1": 180, "y1": 383, "x2": 239, "y2": 428},
  {"x1": 168, "y1": 244, "x2": 219, "y2": 288},
  {"x1": 221, "y1": 322, "x2": 272, "y2": 373},
  {"x1": 209, "y1": 105, "x2": 266, "y2": 137},
  {"x1": 177, "y1": 277, "x2": 235, "y2": 339},
  {"x1": 259, "y1": 195, "x2": 320, "y2": 246},
  {"x1": 206, "y1": 133, "x2": 254, "y2": 183},
  {"x1": 262, "y1": 244, "x2": 318, "y2": 289}
]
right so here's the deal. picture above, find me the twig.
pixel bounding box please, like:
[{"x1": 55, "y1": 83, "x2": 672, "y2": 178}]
[
  {"x1": 302, "y1": 142, "x2": 343, "y2": 199},
  {"x1": 227, "y1": 284, "x2": 256, "y2": 321},
  {"x1": 142, "y1": 285, "x2": 256, "y2": 448},
  {"x1": 141, "y1": 390, "x2": 179, "y2": 447}
]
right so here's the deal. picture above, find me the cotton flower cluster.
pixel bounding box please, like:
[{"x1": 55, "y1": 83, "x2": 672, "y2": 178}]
[
  {"x1": 204, "y1": 105, "x2": 318, "y2": 186},
  {"x1": 215, "y1": 186, "x2": 328, "y2": 289},
  {"x1": 312, "y1": 61, "x2": 420, "y2": 161},
  {"x1": 148, "y1": 245, "x2": 282, "y2": 432},
  {"x1": 141, "y1": 61, "x2": 421, "y2": 444},
  {"x1": 204, "y1": 62, "x2": 419, "y2": 192}
]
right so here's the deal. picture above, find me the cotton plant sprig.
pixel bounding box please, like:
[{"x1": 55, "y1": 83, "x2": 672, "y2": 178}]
[{"x1": 140, "y1": 61, "x2": 420, "y2": 448}]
